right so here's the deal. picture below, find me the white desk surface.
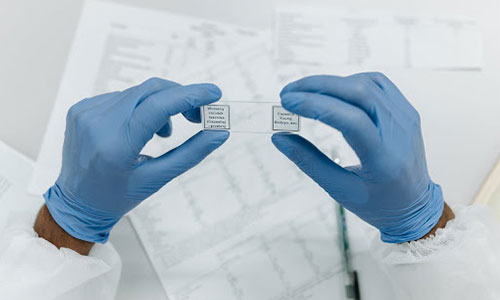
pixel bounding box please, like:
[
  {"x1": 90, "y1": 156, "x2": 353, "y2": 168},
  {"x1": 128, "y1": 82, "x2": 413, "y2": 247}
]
[{"x1": 1, "y1": 0, "x2": 499, "y2": 299}]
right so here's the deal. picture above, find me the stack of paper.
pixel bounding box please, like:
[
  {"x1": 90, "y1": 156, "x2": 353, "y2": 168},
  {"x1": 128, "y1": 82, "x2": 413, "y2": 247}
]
[{"x1": 25, "y1": 1, "x2": 487, "y2": 299}]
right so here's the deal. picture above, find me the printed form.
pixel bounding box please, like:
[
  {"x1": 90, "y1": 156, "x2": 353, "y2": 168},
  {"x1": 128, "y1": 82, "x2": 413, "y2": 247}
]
[
  {"x1": 274, "y1": 5, "x2": 483, "y2": 70},
  {"x1": 132, "y1": 42, "x2": 359, "y2": 300},
  {"x1": 28, "y1": 0, "x2": 265, "y2": 195}
]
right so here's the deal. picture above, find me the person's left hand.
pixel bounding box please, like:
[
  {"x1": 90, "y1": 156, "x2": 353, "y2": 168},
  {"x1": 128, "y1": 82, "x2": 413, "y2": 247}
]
[
  {"x1": 272, "y1": 73, "x2": 445, "y2": 243},
  {"x1": 44, "y1": 78, "x2": 229, "y2": 243}
]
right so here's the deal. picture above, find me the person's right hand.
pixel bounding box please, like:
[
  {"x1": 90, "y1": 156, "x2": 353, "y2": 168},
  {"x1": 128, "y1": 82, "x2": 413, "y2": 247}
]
[
  {"x1": 44, "y1": 78, "x2": 229, "y2": 243},
  {"x1": 272, "y1": 72, "x2": 445, "y2": 243}
]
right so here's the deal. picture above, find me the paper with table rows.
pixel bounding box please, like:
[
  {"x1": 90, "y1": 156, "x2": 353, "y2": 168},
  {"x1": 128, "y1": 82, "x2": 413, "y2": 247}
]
[
  {"x1": 28, "y1": 0, "x2": 265, "y2": 195},
  {"x1": 274, "y1": 5, "x2": 483, "y2": 70}
]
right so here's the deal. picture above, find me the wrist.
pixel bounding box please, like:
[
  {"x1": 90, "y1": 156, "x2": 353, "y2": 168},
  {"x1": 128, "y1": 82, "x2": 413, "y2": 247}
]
[
  {"x1": 44, "y1": 184, "x2": 120, "y2": 243},
  {"x1": 34, "y1": 204, "x2": 94, "y2": 255},
  {"x1": 380, "y1": 181, "x2": 444, "y2": 243},
  {"x1": 417, "y1": 202, "x2": 454, "y2": 240}
]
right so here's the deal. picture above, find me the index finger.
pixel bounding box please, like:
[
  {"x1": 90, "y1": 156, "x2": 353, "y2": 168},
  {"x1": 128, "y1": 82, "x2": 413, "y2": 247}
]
[
  {"x1": 128, "y1": 83, "x2": 222, "y2": 150},
  {"x1": 280, "y1": 74, "x2": 387, "y2": 125}
]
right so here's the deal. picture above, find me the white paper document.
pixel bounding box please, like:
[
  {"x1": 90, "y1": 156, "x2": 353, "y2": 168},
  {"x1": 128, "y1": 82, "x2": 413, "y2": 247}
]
[
  {"x1": 274, "y1": 5, "x2": 483, "y2": 70},
  {"x1": 28, "y1": 0, "x2": 265, "y2": 195},
  {"x1": 0, "y1": 141, "x2": 42, "y2": 232},
  {"x1": 131, "y1": 134, "x2": 350, "y2": 300},
  {"x1": 130, "y1": 41, "x2": 358, "y2": 300}
]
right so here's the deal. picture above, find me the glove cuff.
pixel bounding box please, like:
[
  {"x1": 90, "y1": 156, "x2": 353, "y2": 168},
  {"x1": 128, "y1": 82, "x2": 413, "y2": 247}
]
[
  {"x1": 380, "y1": 181, "x2": 444, "y2": 243},
  {"x1": 44, "y1": 184, "x2": 121, "y2": 243}
]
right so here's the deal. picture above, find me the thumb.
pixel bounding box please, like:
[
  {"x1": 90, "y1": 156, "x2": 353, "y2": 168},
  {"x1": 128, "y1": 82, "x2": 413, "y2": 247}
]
[
  {"x1": 133, "y1": 130, "x2": 229, "y2": 193},
  {"x1": 271, "y1": 132, "x2": 360, "y2": 203}
]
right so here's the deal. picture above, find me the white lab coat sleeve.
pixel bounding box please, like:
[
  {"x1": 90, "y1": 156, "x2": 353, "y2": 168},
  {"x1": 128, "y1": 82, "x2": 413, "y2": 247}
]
[
  {"x1": 373, "y1": 205, "x2": 500, "y2": 300},
  {"x1": 0, "y1": 211, "x2": 122, "y2": 300}
]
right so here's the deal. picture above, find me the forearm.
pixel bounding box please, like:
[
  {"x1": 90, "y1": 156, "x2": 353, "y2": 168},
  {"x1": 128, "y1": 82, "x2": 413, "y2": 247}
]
[{"x1": 34, "y1": 204, "x2": 94, "y2": 255}]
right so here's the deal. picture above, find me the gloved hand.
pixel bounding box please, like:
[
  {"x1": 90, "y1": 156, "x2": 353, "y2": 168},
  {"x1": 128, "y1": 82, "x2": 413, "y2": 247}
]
[
  {"x1": 272, "y1": 73, "x2": 444, "y2": 243},
  {"x1": 44, "y1": 78, "x2": 229, "y2": 243}
]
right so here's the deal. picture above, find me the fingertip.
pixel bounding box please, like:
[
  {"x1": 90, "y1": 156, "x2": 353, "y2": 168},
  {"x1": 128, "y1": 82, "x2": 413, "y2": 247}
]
[
  {"x1": 156, "y1": 118, "x2": 172, "y2": 137},
  {"x1": 280, "y1": 93, "x2": 303, "y2": 113},
  {"x1": 201, "y1": 130, "x2": 230, "y2": 144},
  {"x1": 156, "y1": 129, "x2": 172, "y2": 138},
  {"x1": 197, "y1": 83, "x2": 222, "y2": 99},
  {"x1": 279, "y1": 88, "x2": 287, "y2": 98},
  {"x1": 271, "y1": 132, "x2": 295, "y2": 155},
  {"x1": 183, "y1": 108, "x2": 202, "y2": 123},
  {"x1": 213, "y1": 130, "x2": 230, "y2": 142},
  {"x1": 271, "y1": 131, "x2": 292, "y2": 143},
  {"x1": 280, "y1": 81, "x2": 297, "y2": 97}
]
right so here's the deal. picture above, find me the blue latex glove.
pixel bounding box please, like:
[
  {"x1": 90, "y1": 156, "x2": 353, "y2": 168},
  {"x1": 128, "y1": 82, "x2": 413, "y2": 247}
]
[
  {"x1": 45, "y1": 78, "x2": 229, "y2": 243},
  {"x1": 272, "y1": 73, "x2": 443, "y2": 243}
]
